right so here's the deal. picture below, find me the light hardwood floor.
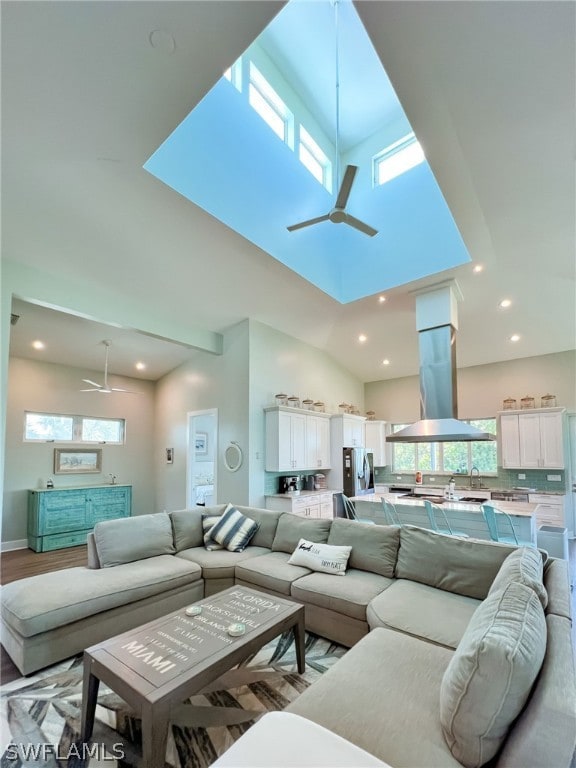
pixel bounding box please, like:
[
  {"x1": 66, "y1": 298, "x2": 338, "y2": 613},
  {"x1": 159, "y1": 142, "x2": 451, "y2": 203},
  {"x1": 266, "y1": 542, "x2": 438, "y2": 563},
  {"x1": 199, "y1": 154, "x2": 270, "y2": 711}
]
[{"x1": 1, "y1": 542, "x2": 575, "y2": 684}]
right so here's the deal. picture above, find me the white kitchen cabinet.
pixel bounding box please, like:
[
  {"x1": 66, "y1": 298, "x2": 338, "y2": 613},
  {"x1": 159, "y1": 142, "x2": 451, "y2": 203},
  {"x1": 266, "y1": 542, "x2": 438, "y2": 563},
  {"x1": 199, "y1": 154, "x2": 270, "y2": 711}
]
[
  {"x1": 498, "y1": 408, "x2": 565, "y2": 469},
  {"x1": 529, "y1": 493, "x2": 566, "y2": 528},
  {"x1": 265, "y1": 408, "x2": 307, "y2": 471},
  {"x1": 265, "y1": 492, "x2": 334, "y2": 519},
  {"x1": 365, "y1": 420, "x2": 387, "y2": 466},
  {"x1": 331, "y1": 414, "x2": 365, "y2": 448},
  {"x1": 305, "y1": 413, "x2": 332, "y2": 470}
]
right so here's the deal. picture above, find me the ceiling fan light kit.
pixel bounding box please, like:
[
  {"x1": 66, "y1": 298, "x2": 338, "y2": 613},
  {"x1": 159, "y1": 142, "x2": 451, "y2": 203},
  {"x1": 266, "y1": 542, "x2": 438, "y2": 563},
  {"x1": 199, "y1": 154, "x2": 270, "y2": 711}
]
[{"x1": 81, "y1": 340, "x2": 142, "y2": 395}]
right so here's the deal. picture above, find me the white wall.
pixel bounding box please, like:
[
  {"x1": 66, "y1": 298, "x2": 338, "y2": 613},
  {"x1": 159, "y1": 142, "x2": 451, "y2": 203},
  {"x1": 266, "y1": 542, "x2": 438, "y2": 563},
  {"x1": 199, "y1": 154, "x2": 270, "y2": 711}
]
[
  {"x1": 365, "y1": 350, "x2": 576, "y2": 422},
  {"x1": 155, "y1": 321, "x2": 250, "y2": 513},
  {"x1": 2, "y1": 357, "x2": 155, "y2": 545},
  {"x1": 248, "y1": 320, "x2": 365, "y2": 505}
]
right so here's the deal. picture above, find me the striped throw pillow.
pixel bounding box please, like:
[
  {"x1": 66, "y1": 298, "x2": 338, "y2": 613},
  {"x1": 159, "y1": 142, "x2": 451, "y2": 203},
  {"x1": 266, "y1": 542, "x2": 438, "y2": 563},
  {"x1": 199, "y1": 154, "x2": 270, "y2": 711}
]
[
  {"x1": 205, "y1": 505, "x2": 260, "y2": 552},
  {"x1": 202, "y1": 514, "x2": 224, "y2": 551}
]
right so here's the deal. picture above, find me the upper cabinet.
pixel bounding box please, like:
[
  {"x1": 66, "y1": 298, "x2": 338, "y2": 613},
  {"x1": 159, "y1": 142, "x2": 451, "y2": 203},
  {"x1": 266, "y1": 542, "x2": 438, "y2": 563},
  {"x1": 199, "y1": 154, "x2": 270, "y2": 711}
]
[
  {"x1": 265, "y1": 407, "x2": 331, "y2": 472},
  {"x1": 330, "y1": 414, "x2": 366, "y2": 448},
  {"x1": 364, "y1": 420, "x2": 388, "y2": 466},
  {"x1": 499, "y1": 408, "x2": 565, "y2": 469}
]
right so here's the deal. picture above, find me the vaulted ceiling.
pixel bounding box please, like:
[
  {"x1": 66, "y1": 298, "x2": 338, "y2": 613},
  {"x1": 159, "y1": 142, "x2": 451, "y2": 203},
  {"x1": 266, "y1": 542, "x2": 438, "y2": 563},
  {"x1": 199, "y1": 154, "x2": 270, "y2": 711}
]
[{"x1": 3, "y1": 1, "x2": 575, "y2": 383}]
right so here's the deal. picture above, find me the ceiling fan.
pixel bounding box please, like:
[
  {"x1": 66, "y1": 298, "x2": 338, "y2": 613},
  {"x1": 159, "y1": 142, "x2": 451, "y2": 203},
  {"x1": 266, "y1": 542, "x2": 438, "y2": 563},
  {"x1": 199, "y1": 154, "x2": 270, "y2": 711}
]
[
  {"x1": 287, "y1": 165, "x2": 377, "y2": 236},
  {"x1": 81, "y1": 340, "x2": 142, "y2": 394},
  {"x1": 287, "y1": 1, "x2": 378, "y2": 238}
]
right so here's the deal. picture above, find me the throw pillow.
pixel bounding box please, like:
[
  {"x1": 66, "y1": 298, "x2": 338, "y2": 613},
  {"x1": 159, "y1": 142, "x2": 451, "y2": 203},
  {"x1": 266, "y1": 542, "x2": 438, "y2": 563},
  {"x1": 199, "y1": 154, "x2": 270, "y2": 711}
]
[
  {"x1": 202, "y1": 513, "x2": 224, "y2": 551},
  {"x1": 489, "y1": 546, "x2": 548, "y2": 609},
  {"x1": 94, "y1": 512, "x2": 175, "y2": 567},
  {"x1": 205, "y1": 505, "x2": 260, "y2": 552},
  {"x1": 288, "y1": 538, "x2": 352, "y2": 576},
  {"x1": 440, "y1": 581, "x2": 546, "y2": 768}
]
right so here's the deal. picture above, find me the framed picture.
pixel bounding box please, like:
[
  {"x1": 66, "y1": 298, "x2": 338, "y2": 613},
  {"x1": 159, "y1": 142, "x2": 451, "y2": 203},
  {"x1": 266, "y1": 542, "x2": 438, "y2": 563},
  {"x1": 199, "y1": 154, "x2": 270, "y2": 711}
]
[
  {"x1": 54, "y1": 448, "x2": 102, "y2": 474},
  {"x1": 195, "y1": 432, "x2": 208, "y2": 455}
]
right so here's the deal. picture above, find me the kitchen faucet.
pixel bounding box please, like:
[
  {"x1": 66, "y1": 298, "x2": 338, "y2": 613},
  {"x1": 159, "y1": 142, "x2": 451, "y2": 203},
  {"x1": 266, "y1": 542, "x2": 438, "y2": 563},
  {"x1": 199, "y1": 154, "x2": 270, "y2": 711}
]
[{"x1": 470, "y1": 466, "x2": 480, "y2": 489}]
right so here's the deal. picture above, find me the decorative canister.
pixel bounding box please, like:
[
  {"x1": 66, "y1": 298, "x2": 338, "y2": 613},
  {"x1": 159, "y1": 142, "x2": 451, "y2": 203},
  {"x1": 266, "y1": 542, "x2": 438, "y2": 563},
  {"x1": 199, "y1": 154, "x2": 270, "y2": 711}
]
[
  {"x1": 275, "y1": 393, "x2": 288, "y2": 406},
  {"x1": 415, "y1": 471, "x2": 423, "y2": 485},
  {"x1": 366, "y1": 411, "x2": 376, "y2": 420},
  {"x1": 502, "y1": 397, "x2": 517, "y2": 410},
  {"x1": 338, "y1": 403, "x2": 349, "y2": 413},
  {"x1": 541, "y1": 394, "x2": 557, "y2": 408},
  {"x1": 287, "y1": 396, "x2": 301, "y2": 409},
  {"x1": 314, "y1": 402, "x2": 325, "y2": 412},
  {"x1": 520, "y1": 395, "x2": 535, "y2": 409},
  {"x1": 302, "y1": 399, "x2": 314, "y2": 410}
]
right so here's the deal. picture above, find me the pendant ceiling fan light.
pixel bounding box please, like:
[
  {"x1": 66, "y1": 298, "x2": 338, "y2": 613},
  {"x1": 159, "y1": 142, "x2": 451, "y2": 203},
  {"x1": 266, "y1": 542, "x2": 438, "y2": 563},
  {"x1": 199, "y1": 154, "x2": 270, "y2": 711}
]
[
  {"x1": 80, "y1": 340, "x2": 142, "y2": 395},
  {"x1": 286, "y1": 1, "x2": 377, "y2": 237}
]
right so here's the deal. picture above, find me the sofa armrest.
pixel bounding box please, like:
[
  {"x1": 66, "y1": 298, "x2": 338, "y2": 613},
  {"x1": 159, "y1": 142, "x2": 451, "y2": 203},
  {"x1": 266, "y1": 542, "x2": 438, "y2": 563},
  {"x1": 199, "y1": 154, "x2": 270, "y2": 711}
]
[
  {"x1": 86, "y1": 533, "x2": 101, "y2": 569},
  {"x1": 212, "y1": 712, "x2": 389, "y2": 767}
]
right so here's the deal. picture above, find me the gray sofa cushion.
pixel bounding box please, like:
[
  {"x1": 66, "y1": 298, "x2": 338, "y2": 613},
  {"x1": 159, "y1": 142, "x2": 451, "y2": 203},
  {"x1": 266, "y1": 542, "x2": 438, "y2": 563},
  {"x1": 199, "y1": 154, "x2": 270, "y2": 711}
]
[
  {"x1": 176, "y1": 546, "x2": 270, "y2": 579},
  {"x1": 94, "y1": 512, "x2": 176, "y2": 567},
  {"x1": 327, "y1": 518, "x2": 399, "y2": 578},
  {"x1": 1, "y1": 556, "x2": 202, "y2": 637},
  {"x1": 396, "y1": 525, "x2": 517, "y2": 599},
  {"x1": 170, "y1": 505, "x2": 227, "y2": 552},
  {"x1": 234, "y1": 506, "x2": 282, "y2": 549},
  {"x1": 287, "y1": 627, "x2": 461, "y2": 768},
  {"x1": 489, "y1": 546, "x2": 547, "y2": 608},
  {"x1": 543, "y1": 557, "x2": 572, "y2": 619},
  {"x1": 440, "y1": 581, "x2": 546, "y2": 768},
  {"x1": 271, "y1": 514, "x2": 332, "y2": 554},
  {"x1": 235, "y1": 551, "x2": 311, "y2": 595},
  {"x1": 367, "y1": 579, "x2": 481, "y2": 649},
  {"x1": 291, "y1": 569, "x2": 393, "y2": 621}
]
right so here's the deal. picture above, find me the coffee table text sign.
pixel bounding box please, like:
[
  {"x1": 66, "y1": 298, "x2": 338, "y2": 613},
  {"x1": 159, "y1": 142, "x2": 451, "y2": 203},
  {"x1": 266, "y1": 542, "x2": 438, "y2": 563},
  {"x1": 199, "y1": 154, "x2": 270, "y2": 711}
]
[{"x1": 103, "y1": 588, "x2": 288, "y2": 685}]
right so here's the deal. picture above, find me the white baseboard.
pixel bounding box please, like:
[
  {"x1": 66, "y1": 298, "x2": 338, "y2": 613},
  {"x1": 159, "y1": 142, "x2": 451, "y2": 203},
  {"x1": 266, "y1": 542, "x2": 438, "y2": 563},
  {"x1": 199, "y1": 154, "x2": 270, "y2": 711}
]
[{"x1": 1, "y1": 539, "x2": 28, "y2": 552}]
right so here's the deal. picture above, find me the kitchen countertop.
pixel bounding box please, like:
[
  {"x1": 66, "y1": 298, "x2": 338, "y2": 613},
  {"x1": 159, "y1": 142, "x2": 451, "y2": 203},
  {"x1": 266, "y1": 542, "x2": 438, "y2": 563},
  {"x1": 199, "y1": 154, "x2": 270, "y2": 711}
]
[
  {"x1": 265, "y1": 490, "x2": 339, "y2": 499},
  {"x1": 378, "y1": 483, "x2": 566, "y2": 496},
  {"x1": 357, "y1": 493, "x2": 540, "y2": 518}
]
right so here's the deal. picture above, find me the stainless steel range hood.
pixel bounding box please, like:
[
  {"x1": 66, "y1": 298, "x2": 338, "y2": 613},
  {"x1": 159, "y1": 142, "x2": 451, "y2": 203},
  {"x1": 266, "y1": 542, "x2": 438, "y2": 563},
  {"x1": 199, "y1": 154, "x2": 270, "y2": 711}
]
[{"x1": 387, "y1": 282, "x2": 495, "y2": 443}]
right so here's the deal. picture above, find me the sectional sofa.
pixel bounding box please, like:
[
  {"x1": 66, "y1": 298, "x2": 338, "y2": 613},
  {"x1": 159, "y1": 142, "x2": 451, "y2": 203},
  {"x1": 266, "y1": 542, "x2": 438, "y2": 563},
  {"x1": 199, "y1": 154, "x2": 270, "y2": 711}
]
[{"x1": 1, "y1": 503, "x2": 575, "y2": 768}]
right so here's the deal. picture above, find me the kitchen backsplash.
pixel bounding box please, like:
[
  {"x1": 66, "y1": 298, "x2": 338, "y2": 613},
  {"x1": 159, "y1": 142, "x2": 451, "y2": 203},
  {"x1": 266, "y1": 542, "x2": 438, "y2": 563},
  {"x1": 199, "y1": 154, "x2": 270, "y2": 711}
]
[{"x1": 374, "y1": 467, "x2": 567, "y2": 493}]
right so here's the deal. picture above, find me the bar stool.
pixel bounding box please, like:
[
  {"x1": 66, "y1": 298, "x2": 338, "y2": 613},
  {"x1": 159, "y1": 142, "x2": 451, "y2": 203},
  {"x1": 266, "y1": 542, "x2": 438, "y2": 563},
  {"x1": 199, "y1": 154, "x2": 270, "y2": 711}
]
[
  {"x1": 341, "y1": 494, "x2": 376, "y2": 525},
  {"x1": 424, "y1": 500, "x2": 469, "y2": 538},
  {"x1": 481, "y1": 503, "x2": 519, "y2": 545},
  {"x1": 381, "y1": 499, "x2": 402, "y2": 527}
]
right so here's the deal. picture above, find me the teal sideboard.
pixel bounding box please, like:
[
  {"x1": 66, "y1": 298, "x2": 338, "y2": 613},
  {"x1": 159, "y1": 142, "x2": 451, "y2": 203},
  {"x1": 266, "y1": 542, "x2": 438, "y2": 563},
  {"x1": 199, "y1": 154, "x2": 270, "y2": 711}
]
[{"x1": 28, "y1": 485, "x2": 132, "y2": 551}]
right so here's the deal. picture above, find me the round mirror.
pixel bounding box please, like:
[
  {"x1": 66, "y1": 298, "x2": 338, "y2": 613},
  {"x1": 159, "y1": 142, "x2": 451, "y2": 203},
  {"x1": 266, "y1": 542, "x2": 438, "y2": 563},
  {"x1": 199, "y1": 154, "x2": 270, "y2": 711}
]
[{"x1": 224, "y1": 442, "x2": 243, "y2": 472}]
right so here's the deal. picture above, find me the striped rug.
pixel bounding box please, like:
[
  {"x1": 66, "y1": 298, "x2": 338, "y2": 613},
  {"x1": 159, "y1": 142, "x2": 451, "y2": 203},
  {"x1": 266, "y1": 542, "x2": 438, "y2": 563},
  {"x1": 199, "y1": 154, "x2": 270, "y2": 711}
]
[{"x1": 0, "y1": 632, "x2": 346, "y2": 767}]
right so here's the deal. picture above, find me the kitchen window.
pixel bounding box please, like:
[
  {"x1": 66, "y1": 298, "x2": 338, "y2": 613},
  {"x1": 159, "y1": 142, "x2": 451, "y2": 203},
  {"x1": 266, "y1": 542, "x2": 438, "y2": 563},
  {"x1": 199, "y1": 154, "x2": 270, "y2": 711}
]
[
  {"x1": 24, "y1": 412, "x2": 125, "y2": 444},
  {"x1": 391, "y1": 419, "x2": 497, "y2": 475}
]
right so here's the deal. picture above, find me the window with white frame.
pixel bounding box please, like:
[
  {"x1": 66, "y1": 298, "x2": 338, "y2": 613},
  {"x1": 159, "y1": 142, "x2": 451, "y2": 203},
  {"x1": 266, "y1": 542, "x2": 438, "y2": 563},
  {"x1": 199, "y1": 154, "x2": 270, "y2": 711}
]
[
  {"x1": 248, "y1": 62, "x2": 293, "y2": 146},
  {"x1": 373, "y1": 132, "x2": 425, "y2": 187},
  {"x1": 24, "y1": 412, "x2": 125, "y2": 444},
  {"x1": 298, "y1": 125, "x2": 331, "y2": 191},
  {"x1": 391, "y1": 419, "x2": 497, "y2": 475},
  {"x1": 223, "y1": 58, "x2": 242, "y2": 92}
]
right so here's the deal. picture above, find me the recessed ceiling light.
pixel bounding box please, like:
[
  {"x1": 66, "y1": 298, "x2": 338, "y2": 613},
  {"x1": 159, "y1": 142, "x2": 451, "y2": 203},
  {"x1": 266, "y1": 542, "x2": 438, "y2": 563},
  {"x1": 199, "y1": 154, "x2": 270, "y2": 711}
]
[
  {"x1": 358, "y1": 334, "x2": 367, "y2": 343},
  {"x1": 499, "y1": 299, "x2": 512, "y2": 309},
  {"x1": 510, "y1": 334, "x2": 521, "y2": 342},
  {"x1": 32, "y1": 340, "x2": 45, "y2": 350},
  {"x1": 473, "y1": 264, "x2": 484, "y2": 273},
  {"x1": 382, "y1": 358, "x2": 390, "y2": 365},
  {"x1": 135, "y1": 362, "x2": 146, "y2": 371},
  {"x1": 378, "y1": 295, "x2": 386, "y2": 303}
]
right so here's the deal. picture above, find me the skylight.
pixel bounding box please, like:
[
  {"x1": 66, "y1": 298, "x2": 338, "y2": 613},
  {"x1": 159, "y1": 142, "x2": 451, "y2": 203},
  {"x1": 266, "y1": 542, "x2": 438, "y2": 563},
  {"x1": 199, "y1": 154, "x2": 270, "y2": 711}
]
[{"x1": 373, "y1": 132, "x2": 425, "y2": 186}]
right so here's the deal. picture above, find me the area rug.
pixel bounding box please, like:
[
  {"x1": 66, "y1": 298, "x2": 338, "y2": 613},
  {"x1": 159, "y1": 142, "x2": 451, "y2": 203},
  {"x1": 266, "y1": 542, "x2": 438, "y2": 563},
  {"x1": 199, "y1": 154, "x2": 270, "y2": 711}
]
[{"x1": 1, "y1": 632, "x2": 346, "y2": 767}]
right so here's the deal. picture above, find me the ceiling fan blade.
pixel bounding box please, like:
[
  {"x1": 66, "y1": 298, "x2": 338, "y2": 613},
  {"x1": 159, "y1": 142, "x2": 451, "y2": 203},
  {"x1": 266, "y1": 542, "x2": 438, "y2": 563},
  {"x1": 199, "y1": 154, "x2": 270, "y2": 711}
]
[
  {"x1": 345, "y1": 214, "x2": 378, "y2": 238},
  {"x1": 287, "y1": 214, "x2": 330, "y2": 232},
  {"x1": 80, "y1": 388, "x2": 100, "y2": 392},
  {"x1": 111, "y1": 387, "x2": 143, "y2": 394},
  {"x1": 335, "y1": 165, "x2": 358, "y2": 210},
  {"x1": 82, "y1": 379, "x2": 102, "y2": 388}
]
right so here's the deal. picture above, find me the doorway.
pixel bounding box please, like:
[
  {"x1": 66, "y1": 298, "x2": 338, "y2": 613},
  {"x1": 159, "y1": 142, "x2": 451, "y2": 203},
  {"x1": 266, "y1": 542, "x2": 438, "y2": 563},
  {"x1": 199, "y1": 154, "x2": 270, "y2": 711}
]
[{"x1": 187, "y1": 409, "x2": 218, "y2": 507}]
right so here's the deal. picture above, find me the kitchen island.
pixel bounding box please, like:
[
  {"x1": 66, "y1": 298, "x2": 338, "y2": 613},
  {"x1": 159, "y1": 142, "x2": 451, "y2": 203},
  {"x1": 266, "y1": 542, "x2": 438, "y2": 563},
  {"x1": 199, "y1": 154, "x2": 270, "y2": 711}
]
[{"x1": 350, "y1": 493, "x2": 538, "y2": 545}]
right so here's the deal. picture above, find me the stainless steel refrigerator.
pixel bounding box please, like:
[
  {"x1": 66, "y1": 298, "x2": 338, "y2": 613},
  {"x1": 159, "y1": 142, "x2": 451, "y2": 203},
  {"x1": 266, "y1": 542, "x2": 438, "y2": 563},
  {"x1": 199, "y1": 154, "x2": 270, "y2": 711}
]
[{"x1": 342, "y1": 447, "x2": 374, "y2": 497}]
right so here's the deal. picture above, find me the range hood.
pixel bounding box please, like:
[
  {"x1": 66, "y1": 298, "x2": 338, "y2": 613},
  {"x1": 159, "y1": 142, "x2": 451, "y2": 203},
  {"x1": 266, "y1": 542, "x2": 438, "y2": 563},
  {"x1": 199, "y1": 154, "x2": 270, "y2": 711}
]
[{"x1": 387, "y1": 282, "x2": 495, "y2": 443}]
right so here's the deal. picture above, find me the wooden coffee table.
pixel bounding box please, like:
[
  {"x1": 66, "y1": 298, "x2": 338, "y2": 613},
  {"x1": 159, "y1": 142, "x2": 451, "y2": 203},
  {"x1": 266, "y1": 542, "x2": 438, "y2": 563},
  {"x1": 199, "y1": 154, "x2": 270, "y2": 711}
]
[{"x1": 80, "y1": 586, "x2": 305, "y2": 767}]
